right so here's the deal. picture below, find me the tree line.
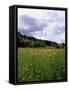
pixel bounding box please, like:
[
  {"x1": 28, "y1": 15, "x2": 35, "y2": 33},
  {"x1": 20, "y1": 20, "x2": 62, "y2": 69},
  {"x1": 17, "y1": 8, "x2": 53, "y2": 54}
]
[{"x1": 17, "y1": 32, "x2": 65, "y2": 48}]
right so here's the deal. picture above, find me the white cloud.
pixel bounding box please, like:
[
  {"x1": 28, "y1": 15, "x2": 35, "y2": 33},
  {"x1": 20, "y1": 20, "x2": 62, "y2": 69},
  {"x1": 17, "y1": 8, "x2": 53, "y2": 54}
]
[{"x1": 18, "y1": 8, "x2": 65, "y2": 43}]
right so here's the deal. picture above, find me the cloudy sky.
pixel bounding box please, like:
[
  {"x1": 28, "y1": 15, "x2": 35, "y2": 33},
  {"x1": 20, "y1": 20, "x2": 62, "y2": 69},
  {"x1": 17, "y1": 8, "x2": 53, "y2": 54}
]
[{"x1": 18, "y1": 8, "x2": 65, "y2": 44}]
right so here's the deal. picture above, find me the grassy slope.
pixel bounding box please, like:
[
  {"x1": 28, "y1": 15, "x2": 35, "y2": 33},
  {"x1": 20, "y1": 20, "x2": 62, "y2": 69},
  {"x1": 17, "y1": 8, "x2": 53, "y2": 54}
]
[{"x1": 18, "y1": 48, "x2": 65, "y2": 82}]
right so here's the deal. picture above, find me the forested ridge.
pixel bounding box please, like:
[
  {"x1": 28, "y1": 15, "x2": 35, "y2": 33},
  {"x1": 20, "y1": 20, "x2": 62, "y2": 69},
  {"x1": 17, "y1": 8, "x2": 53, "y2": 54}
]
[{"x1": 17, "y1": 32, "x2": 65, "y2": 48}]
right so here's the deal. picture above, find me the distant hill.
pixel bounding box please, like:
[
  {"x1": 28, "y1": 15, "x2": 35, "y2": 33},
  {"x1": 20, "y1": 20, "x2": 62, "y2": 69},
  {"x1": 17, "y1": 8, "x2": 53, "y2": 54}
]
[{"x1": 17, "y1": 32, "x2": 65, "y2": 48}]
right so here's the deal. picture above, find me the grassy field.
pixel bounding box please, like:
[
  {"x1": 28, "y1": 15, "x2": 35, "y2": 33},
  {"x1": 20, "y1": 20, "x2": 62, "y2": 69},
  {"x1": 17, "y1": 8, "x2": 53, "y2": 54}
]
[{"x1": 18, "y1": 48, "x2": 65, "y2": 82}]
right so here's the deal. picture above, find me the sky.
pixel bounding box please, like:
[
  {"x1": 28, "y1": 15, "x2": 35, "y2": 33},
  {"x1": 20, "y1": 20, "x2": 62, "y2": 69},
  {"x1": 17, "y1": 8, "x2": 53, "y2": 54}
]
[{"x1": 18, "y1": 8, "x2": 65, "y2": 44}]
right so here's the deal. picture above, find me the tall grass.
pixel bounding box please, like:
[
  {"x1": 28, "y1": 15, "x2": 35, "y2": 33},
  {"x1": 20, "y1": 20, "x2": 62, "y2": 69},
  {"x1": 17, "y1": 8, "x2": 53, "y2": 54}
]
[{"x1": 18, "y1": 48, "x2": 65, "y2": 82}]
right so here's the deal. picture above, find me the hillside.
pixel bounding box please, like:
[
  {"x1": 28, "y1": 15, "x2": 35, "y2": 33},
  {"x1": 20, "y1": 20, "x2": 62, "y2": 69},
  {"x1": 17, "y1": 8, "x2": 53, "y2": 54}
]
[{"x1": 17, "y1": 32, "x2": 65, "y2": 48}]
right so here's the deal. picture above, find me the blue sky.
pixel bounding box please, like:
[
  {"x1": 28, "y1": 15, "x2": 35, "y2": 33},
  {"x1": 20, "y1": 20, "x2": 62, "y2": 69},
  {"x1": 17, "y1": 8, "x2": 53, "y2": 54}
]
[{"x1": 18, "y1": 8, "x2": 65, "y2": 43}]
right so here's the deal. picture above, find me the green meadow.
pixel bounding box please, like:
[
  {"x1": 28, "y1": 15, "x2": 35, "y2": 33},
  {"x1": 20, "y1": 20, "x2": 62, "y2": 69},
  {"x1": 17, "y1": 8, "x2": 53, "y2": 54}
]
[{"x1": 18, "y1": 48, "x2": 65, "y2": 82}]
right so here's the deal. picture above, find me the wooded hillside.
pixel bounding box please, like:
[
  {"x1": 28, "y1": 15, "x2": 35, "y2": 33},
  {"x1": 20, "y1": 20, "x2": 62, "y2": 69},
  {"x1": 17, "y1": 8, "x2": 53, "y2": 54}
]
[{"x1": 17, "y1": 32, "x2": 65, "y2": 48}]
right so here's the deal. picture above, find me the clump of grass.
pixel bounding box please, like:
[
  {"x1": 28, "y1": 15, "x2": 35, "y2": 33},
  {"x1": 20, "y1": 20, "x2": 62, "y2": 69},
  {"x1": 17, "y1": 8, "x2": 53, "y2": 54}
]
[{"x1": 18, "y1": 48, "x2": 65, "y2": 82}]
